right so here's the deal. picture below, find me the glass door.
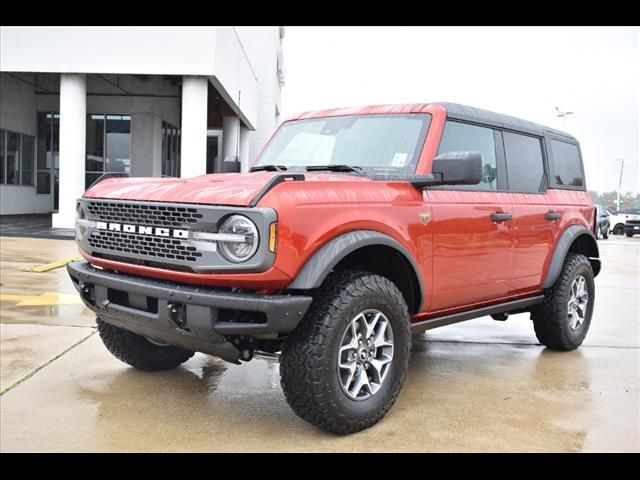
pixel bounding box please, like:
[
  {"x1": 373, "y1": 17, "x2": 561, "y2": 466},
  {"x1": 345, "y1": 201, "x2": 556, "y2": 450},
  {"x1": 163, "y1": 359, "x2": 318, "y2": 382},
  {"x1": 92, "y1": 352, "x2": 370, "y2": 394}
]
[{"x1": 36, "y1": 113, "x2": 59, "y2": 212}]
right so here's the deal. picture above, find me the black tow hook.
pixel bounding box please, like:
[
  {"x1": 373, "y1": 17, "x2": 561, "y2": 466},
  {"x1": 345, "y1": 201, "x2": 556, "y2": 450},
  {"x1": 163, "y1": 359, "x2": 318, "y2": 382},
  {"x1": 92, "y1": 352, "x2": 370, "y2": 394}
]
[{"x1": 229, "y1": 336, "x2": 254, "y2": 362}]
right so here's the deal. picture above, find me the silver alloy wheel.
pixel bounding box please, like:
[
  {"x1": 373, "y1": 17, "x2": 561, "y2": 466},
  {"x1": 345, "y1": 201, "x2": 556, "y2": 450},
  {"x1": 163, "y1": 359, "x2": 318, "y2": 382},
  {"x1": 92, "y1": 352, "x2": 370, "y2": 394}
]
[
  {"x1": 337, "y1": 309, "x2": 394, "y2": 401},
  {"x1": 567, "y1": 275, "x2": 589, "y2": 330}
]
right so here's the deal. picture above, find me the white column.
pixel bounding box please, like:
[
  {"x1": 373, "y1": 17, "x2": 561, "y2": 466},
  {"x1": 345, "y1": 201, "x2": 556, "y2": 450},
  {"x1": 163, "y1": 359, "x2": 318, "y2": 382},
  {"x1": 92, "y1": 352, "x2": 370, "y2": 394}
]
[
  {"x1": 222, "y1": 116, "x2": 240, "y2": 162},
  {"x1": 180, "y1": 76, "x2": 208, "y2": 178},
  {"x1": 131, "y1": 114, "x2": 163, "y2": 177},
  {"x1": 52, "y1": 73, "x2": 86, "y2": 229},
  {"x1": 239, "y1": 127, "x2": 250, "y2": 172}
]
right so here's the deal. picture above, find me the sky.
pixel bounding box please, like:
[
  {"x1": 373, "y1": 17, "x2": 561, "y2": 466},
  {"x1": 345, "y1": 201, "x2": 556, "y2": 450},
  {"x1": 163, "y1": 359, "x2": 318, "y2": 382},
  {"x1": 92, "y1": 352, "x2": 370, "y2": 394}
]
[{"x1": 280, "y1": 27, "x2": 639, "y2": 194}]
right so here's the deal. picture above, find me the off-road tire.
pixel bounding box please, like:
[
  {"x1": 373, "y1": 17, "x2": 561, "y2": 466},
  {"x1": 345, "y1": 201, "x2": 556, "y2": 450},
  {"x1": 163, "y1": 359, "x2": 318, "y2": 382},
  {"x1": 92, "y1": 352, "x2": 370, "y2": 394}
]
[
  {"x1": 97, "y1": 318, "x2": 194, "y2": 371},
  {"x1": 531, "y1": 253, "x2": 595, "y2": 351},
  {"x1": 613, "y1": 224, "x2": 624, "y2": 235},
  {"x1": 280, "y1": 271, "x2": 411, "y2": 434}
]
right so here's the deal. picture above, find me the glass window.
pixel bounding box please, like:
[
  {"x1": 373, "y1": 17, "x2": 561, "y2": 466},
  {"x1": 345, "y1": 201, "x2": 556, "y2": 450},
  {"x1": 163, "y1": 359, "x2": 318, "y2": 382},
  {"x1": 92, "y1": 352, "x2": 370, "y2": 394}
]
[
  {"x1": 0, "y1": 130, "x2": 5, "y2": 184},
  {"x1": 255, "y1": 114, "x2": 430, "y2": 174},
  {"x1": 161, "y1": 121, "x2": 181, "y2": 177},
  {"x1": 105, "y1": 115, "x2": 131, "y2": 173},
  {"x1": 21, "y1": 135, "x2": 35, "y2": 186},
  {"x1": 36, "y1": 113, "x2": 53, "y2": 194},
  {"x1": 86, "y1": 115, "x2": 105, "y2": 172},
  {"x1": 51, "y1": 114, "x2": 59, "y2": 169},
  {"x1": 85, "y1": 172, "x2": 102, "y2": 189},
  {"x1": 549, "y1": 139, "x2": 584, "y2": 188},
  {"x1": 5, "y1": 131, "x2": 20, "y2": 184},
  {"x1": 84, "y1": 113, "x2": 131, "y2": 188},
  {"x1": 437, "y1": 121, "x2": 498, "y2": 190},
  {"x1": 36, "y1": 171, "x2": 51, "y2": 194},
  {"x1": 37, "y1": 113, "x2": 49, "y2": 170},
  {"x1": 503, "y1": 132, "x2": 545, "y2": 193}
]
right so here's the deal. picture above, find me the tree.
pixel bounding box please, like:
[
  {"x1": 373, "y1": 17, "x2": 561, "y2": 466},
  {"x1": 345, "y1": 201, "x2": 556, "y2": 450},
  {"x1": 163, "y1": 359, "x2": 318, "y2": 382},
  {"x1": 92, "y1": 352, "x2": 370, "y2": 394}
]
[{"x1": 590, "y1": 190, "x2": 640, "y2": 211}]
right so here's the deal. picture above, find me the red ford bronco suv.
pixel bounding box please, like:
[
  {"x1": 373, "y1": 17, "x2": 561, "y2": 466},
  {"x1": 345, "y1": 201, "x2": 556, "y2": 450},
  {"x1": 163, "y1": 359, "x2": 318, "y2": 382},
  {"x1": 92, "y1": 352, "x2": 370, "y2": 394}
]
[{"x1": 68, "y1": 102, "x2": 600, "y2": 434}]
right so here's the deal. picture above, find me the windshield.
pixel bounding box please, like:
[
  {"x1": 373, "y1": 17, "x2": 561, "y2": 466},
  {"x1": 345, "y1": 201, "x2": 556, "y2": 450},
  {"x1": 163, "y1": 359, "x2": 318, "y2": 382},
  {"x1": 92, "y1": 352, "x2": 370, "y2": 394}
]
[{"x1": 254, "y1": 114, "x2": 431, "y2": 174}]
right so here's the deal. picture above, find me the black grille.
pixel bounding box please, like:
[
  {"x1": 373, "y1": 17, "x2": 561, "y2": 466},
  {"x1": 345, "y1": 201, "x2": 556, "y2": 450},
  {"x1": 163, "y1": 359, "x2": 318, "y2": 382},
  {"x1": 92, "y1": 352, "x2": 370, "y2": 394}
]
[
  {"x1": 88, "y1": 230, "x2": 203, "y2": 262},
  {"x1": 627, "y1": 220, "x2": 640, "y2": 226},
  {"x1": 86, "y1": 201, "x2": 203, "y2": 228}
]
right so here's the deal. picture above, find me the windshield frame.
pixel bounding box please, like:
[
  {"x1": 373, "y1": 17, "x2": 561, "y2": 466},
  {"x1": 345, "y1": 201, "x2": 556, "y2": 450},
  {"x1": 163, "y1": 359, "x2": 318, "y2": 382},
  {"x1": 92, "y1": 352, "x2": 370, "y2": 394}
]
[{"x1": 252, "y1": 113, "x2": 432, "y2": 176}]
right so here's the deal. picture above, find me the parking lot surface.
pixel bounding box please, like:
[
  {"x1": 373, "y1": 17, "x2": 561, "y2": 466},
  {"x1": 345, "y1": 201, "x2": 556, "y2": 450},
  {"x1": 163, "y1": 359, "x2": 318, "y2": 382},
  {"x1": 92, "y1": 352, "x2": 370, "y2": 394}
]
[{"x1": 1, "y1": 235, "x2": 638, "y2": 452}]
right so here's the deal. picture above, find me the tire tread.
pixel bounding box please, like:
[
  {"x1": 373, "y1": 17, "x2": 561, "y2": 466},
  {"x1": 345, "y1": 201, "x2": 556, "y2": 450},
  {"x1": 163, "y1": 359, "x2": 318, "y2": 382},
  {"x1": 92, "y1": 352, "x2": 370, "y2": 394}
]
[{"x1": 280, "y1": 271, "x2": 410, "y2": 434}]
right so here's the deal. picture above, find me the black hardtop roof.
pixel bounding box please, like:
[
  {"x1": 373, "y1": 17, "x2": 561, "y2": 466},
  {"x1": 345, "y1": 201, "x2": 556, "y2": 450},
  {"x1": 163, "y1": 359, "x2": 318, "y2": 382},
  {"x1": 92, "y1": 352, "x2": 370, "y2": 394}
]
[{"x1": 438, "y1": 102, "x2": 577, "y2": 142}]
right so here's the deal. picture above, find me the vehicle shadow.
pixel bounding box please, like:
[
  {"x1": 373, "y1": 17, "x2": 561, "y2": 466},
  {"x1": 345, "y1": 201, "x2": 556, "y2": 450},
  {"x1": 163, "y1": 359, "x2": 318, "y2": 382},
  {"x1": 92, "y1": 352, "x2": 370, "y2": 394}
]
[
  {"x1": 76, "y1": 339, "x2": 593, "y2": 452},
  {"x1": 396, "y1": 336, "x2": 592, "y2": 452}
]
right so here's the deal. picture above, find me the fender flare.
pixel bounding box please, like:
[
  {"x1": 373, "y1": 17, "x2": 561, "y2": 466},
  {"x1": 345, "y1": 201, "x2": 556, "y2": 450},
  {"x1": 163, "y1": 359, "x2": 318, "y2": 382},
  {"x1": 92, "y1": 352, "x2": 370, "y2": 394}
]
[
  {"x1": 542, "y1": 225, "x2": 600, "y2": 289},
  {"x1": 287, "y1": 230, "x2": 424, "y2": 304}
]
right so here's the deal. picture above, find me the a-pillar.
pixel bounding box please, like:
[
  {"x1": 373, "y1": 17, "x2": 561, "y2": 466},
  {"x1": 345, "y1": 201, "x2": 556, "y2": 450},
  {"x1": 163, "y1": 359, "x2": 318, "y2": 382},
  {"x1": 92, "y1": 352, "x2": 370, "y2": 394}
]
[
  {"x1": 52, "y1": 73, "x2": 86, "y2": 229},
  {"x1": 180, "y1": 76, "x2": 208, "y2": 178}
]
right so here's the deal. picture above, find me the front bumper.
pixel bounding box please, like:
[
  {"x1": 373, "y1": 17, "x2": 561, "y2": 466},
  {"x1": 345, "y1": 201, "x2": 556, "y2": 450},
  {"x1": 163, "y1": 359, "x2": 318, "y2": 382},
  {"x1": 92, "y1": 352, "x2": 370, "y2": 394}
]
[
  {"x1": 68, "y1": 261, "x2": 313, "y2": 363},
  {"x1": 624, "y1": 223, "x2": 640, "y2": 235}
]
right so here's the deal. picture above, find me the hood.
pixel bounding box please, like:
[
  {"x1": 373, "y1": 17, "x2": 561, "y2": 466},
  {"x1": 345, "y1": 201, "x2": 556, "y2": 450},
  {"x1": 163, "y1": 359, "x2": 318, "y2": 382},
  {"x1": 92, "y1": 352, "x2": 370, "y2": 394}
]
[{"x1": 83, "y1": 171, "x2": 374, "y2": 207}]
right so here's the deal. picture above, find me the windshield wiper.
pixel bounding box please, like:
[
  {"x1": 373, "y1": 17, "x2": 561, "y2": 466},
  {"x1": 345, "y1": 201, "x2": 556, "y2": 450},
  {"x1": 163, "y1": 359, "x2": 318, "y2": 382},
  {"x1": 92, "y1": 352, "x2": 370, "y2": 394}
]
[
  {"x1": 250, "y1": 164, "x2": 288, "y2": 172},
  {"x1": 305, "y1": 164, "x2": 365, "y2": 173}
]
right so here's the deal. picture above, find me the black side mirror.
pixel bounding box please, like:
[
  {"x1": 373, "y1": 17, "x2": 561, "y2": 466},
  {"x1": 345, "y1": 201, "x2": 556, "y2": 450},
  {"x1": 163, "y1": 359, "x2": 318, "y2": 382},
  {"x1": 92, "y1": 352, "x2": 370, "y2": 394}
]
[{"x1": 431, "y1": 151, "x2": 483, "y2": 185}]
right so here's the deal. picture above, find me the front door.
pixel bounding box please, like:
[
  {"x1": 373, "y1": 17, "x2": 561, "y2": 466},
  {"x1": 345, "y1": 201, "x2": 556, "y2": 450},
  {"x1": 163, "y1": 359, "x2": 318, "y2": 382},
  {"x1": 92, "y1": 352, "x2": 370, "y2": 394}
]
[{"x1": 428, "y1": 120, "x2": 514, "y2": 311}]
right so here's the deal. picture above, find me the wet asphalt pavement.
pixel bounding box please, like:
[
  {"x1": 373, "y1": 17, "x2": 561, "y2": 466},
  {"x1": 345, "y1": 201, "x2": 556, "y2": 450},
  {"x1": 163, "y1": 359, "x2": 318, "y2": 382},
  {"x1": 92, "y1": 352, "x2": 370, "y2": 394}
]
[{"x1": 1, "y1": 235, "x2": 638, "y2": 452}]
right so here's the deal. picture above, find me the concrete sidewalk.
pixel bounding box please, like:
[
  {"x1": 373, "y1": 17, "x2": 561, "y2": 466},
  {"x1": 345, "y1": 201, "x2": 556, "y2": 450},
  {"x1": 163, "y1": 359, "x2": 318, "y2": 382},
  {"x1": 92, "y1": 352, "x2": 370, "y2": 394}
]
[{"x1": 1, "y1": 236, "x2": 639, "y2": 452}]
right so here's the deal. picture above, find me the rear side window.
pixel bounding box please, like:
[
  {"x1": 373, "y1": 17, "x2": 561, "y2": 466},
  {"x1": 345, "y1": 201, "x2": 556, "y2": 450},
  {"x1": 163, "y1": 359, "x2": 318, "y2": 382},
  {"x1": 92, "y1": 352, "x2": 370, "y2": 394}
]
[
  {"x1": 437, "y1": 121, "x2": 498, "y2": 190},
  {"x1": 549, "y1": 140, "x2": 584, "y2": 188},
  {"x1": 503, "y1": 132, "x2": 545, "y2": 193}
]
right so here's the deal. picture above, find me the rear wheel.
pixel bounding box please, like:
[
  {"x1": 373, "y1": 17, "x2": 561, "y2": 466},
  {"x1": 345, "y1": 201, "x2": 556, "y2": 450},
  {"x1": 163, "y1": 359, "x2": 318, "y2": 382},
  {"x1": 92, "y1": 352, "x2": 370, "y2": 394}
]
[
  {"x1": 97, "y1": 318, "x2": 194, "y2": 371},
  {"x1": 531, "y1": 253, "x2": 594, "y2": 351},
  {"x1": 280, "y1": 271, "x2": 411, "y2": 434}
]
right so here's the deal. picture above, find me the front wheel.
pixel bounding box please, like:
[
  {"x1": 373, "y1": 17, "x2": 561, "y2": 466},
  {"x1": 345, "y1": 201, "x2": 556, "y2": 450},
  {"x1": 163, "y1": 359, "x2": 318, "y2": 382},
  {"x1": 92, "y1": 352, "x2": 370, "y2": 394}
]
[
  {"x1": 613, "y1": 224, "x2": 625, "y2": 235},
  {"x1": 531, "y1": 253, "x2": 595, "y2": 351},
  {"x1": 97, "y1": 318, "x2": 195, "y2": 371},
  {"x1": 626, "y1": 232, "x2": 635, "y2": 238},
  {"x1": 280, "y1": 272, "x2": 411, "y2": 434}
]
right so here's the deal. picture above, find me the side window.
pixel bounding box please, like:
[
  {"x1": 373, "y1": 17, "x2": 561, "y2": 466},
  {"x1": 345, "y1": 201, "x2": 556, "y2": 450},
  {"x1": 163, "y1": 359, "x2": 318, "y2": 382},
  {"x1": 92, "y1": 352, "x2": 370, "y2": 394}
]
[
  {"x1": 549, "y1": 139, "x2": 584, "y2": 188},
  {"x1": 503, "y1": 132, "x2": 545, "y2": 193},
  {"x1": 437, "y1": 121, "x2": 498, "y2": 190}
]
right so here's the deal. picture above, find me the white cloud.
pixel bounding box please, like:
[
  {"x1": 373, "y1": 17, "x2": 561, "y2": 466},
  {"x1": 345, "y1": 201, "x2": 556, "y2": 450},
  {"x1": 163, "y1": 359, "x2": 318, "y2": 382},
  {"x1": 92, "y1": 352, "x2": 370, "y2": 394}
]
[{"x1": 281, "y1": 26, "x2": 639, "y2": 193}]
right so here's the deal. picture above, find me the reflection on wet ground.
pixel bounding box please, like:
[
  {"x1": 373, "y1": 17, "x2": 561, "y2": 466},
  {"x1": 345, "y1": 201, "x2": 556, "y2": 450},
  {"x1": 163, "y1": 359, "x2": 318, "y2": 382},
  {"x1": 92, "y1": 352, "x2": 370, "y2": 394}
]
[{"x1": 1, "y1": 236, "x2": 639, "y2": 452}]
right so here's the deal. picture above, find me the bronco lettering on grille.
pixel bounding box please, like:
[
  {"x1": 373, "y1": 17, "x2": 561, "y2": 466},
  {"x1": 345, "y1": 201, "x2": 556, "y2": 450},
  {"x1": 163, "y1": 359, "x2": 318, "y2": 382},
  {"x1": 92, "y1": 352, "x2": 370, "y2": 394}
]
[{"x1": 96, "y1": 221, "x2": 189, "y2": 239}]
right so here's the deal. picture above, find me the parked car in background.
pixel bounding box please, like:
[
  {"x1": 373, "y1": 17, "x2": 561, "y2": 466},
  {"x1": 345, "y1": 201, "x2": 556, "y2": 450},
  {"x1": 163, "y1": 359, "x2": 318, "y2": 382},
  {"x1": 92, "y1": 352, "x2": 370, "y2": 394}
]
[
  {"x1": 595, "y1": 205, "x2": 610, "y2": 239},
  {"x1": 624, "y1": 218, "x2": 640, "y2": 237},
  {"x1": 608, "y1": 208, "x2": 640, "y2": 235}
]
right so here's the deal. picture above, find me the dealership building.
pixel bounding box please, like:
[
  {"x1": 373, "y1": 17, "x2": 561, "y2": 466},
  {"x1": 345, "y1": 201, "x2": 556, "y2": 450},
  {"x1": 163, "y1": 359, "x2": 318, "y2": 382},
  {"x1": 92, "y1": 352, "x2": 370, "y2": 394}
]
[{"x1": 0, "y1": 26, "x2": 285, "y2": 227}]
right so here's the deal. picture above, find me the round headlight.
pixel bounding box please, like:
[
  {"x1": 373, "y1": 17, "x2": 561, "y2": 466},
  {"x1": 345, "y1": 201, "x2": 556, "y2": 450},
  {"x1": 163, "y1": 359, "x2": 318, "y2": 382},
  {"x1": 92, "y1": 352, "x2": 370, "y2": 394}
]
[{"x1": 218, "y1": 215, "x2": 259, "y2": 263}]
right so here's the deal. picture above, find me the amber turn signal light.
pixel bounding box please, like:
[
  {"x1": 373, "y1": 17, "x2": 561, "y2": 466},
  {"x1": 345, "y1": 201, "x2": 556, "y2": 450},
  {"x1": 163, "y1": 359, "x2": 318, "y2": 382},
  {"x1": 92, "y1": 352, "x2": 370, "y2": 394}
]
[{"x1": 269, "y1": 222, "x2": 278, "y2": 253}]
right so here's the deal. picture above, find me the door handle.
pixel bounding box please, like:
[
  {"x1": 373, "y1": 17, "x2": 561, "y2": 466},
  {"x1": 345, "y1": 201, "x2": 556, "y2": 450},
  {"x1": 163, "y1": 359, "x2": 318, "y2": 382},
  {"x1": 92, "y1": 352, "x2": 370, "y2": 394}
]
[
  {"x1": 545, "y1": 211, "x2": 562, "y2": 220},
  {"x1": 490, "y1": 212, "x2": 512, "y2": 222}
]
